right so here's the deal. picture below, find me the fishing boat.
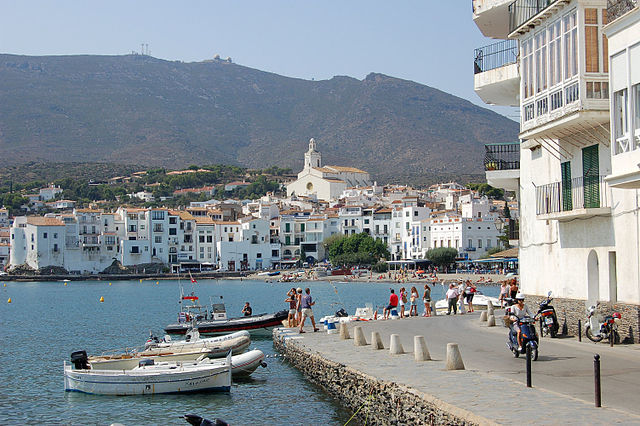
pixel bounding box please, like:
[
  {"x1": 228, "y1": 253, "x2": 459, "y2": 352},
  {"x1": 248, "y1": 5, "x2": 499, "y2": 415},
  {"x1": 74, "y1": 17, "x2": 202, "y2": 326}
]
[
  {"x1": 164, "y1": 293, "x2": 288, "y2": 336},
  {"x1": 64, "y1": 351, "x2": 232, "y2": 395}
]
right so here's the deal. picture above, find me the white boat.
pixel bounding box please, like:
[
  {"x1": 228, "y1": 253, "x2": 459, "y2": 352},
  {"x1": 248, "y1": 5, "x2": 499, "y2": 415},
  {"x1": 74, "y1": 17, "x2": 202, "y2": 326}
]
[
  {"x1": 228, "y1": 349, "x2": 266, "y2": 377},
  {"x1": 87, "y1": 330, "x2": 250, "y2": 370},
  {"x1": 64, "y1": 352, "x2": 231, "y2": 395},
  {"x1": 434, "y1": 291, "x2": 501, "y2": 315}
]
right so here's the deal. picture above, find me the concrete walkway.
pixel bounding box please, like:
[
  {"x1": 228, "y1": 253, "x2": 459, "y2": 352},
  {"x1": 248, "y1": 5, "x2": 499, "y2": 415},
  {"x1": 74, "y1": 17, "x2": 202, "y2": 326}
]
[{"x1": 276, "y1": 310, "x2": 640, "y2": 425}]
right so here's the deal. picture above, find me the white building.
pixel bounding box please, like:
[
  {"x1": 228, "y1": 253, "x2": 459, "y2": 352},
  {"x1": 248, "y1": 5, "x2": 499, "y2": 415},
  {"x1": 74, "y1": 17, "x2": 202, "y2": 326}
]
[
  {"x1": 216, "y1": 217, "x2": 271, "y2": 271},
  {"x1": 39, "y1": 184, "x2": 63, "y2": 201}
]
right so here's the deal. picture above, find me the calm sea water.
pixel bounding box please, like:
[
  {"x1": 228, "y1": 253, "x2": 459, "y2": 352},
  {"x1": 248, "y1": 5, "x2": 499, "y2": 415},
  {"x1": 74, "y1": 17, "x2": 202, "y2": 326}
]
[{"x1": 0, "y1": 278, "x2": 498, "y2": 425}]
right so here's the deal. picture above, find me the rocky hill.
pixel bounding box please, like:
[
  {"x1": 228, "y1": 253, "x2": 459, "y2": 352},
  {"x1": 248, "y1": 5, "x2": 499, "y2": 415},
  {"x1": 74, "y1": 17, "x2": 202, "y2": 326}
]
[{"x1": 0, "y1": 54, "x2": 518, "y2": 182}]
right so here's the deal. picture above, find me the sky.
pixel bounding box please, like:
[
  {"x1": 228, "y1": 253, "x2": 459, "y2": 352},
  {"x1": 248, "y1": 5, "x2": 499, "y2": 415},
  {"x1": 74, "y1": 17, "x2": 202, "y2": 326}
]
[{"x1": 0, "y1": 0, "x2": 518, "y2": 120}]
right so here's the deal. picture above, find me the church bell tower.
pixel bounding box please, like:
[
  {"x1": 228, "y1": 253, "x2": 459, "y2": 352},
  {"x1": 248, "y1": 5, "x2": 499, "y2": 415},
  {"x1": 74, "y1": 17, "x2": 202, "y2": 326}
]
[{"x1": 304, "y1": 138, "x2": 322, "y2": 169}]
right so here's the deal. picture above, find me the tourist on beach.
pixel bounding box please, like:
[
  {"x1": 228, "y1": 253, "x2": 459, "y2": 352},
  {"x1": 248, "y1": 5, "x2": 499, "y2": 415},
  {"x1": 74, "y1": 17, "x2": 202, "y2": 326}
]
[
  {"x1": 241, "y1": 302, "x2": 252, "y2": 316},
  {"x1": 298, "y1": 288, "x2": 319, "y2": 333},
  {"x1": 509, "y1": 279, "x2": 519, "y2": 299},
  {"x1": 446, "y1": 284, "x2": 459, "y2": 315},
  {"x1": 399, "y1": 287, "x2": 407, "y2": 318},
  {"x1": 499, "y1": 281, "x2": 509, "y2": 308},
  {"x1": 285, "y1": 288, "x2": 297, "y2": 327},
  {"x1": 383, "y1": 288, "x2": 398, "y2": 319},
  {"x1": 457, "y1": 281, "x2": 467, "y2": 315},
  {"x1": 422, "y1": 283, "x2": 431, "y2": 317},
  {"x1": 296, "y1": 287, "x2": 303, "y2": 324},
  {"x1": 465, "y1": 280, "x2": 476, "y2": 312},
  {"x1": 409, "y1": 286, "x2": 419, "y2": 316}
]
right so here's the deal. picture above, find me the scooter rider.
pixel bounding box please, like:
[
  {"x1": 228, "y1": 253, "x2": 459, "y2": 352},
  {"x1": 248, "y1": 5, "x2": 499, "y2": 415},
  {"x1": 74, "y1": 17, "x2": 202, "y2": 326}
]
[{"x1": 510, "y1": 293, "x2": 534, "y2": 351}]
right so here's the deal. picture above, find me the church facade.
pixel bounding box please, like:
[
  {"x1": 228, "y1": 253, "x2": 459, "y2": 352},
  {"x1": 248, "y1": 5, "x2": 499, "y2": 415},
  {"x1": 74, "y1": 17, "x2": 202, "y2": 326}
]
[{"x1": 286, "y1": 138, "x2": 371, "y2": 201}]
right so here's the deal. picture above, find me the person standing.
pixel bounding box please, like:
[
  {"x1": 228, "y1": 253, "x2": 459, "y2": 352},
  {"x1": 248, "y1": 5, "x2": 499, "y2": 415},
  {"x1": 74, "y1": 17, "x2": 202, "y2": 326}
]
[
  {"x1": 298, "y1": 288, "x2": 319, "y2": 333},
  {"x1": 509, "y1": 279, "x2": 519, "y2": 299},
  {"x1": 399, "y1": 287, "x2": 407, "y2": 318},
  {"x1": 457, "y1": 281, "x2": 467, "y2": 315},
  {"x1": 499, "y1": 281, "x2": 509, "y2": 308},
  {"x1": 446, "y1": 284, "x2": 459, "y2": 315},
  {"x1": 285, "y1": 288, "x2": 297, "y2": 327},
  {"x1": 466, "y1": 280, "x2": 477, "y2": 312},
  {"x1": 409, "y1": 286, "x2": 419, "y2": 317},
  {"x1": 241, "y1": 302, "x2": 252, "y2": 316},
  {"x1": 383, "y1": 288, "x2": 399, "y2": 319},
  {"x1": 422, "y1": 283, "x2": 432, "y2": 317},
  {"x1": 295, "y1": 287, "x2": 303, "y2": 324}
]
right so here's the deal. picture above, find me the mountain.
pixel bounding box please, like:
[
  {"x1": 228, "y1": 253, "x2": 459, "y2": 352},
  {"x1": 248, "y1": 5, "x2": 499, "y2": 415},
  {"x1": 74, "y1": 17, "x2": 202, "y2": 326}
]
[{"x1": 0, "y1": 54, "x2": 518, "y2": 183}]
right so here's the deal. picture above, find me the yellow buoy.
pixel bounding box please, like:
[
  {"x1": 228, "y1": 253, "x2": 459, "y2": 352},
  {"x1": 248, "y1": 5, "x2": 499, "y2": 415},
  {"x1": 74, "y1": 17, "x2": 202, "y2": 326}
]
[
  {"x1": 64, "y1": 282, "x2": 68, "y2": 286},
  {"x1": 7, "y1": 298, "x2": 11, "y2": 303},
  {"x1": 156, "y1": 281, "x2": 159, "y2": 285},
  {"x1": 3, "y1": 283, "x2": 6, "y2": 287},
  {"x1": 99, "y1": 296, "x2": 104, "y2": 303},
  {"x1": 109, "y1": 282, "x2": 112, "y2": 286},
  {"x1": 139, "y1": 279, "x2": 143, "y2": 283}
]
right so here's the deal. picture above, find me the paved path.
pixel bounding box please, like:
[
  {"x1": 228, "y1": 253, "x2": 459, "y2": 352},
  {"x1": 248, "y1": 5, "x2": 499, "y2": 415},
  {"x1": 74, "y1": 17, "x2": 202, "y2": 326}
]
[{"x1": 277, "y1": 310, "x2": 640, "y2": 425}]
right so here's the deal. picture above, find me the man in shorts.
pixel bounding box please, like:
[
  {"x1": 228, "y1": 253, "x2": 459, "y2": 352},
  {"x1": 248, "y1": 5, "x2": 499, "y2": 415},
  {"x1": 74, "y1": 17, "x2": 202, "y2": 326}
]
[
  {"x1": 383, "y1": 288, "x2": 398, "y2": 319},
  {"x1": 298, "y1": 288, "x2": 319, "y2": 333}
]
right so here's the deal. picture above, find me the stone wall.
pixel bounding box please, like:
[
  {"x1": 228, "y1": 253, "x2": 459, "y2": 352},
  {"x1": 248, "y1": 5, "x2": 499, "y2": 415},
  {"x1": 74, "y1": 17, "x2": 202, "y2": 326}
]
[
  {"x1": 274, "y1": 333, "x2": 489, "y2": 426},
  {"x1": 526, "y1": 295, "x2": 640, "y2": 343}
]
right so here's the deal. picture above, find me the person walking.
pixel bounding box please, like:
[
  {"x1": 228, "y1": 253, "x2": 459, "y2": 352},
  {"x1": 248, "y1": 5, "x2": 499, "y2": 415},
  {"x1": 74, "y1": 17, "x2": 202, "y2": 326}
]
[
  {"x1": 295, "y1": 287, "x2": 303, "y2": 324},
  {"x1": 399, "y1": 287, "x2": 407, "y2": 318},
  {"x1": 446, "y1": 283, "x2": 459, "y2": 315},
  {"x1": 499, "y1": 281, "x2": 509, "y2": 308},
  {"x1": 422, "y1": 283, "x2": 432, "y2": 317},
  {"x1": 298, "y1": 288, "x2": 319, "y2": 333},
  {"x1": 409, "y1": 286, "x2": 419, "y2": 317},
  {"x1": 383, "y1": 288, "x2": 399, "y2": 320},
  {"x1": 509, "y1": 279, "x2": 519, "y2": 299},
  {"x1": 465, "y1": 280, "x2": 477, "y2": 312}
]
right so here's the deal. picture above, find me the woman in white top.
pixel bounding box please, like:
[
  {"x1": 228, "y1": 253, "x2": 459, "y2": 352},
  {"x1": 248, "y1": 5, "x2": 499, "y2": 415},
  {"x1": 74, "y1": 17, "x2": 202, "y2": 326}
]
[{"x1": 457, "y1": 281, "x2": 467, "y2": 314}]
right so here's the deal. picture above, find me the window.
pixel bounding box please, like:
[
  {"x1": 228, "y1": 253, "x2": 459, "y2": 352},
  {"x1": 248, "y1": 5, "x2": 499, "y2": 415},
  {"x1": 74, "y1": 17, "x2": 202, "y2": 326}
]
[
  {"x1": 635, "y1": 84, "x2": 640, "y2": 135},
  {"x1": 128, "y1": 225, "x2": 137, "y2": 232},
  {"x1": 563, "y1": 10, "x2": 577, "y2": 79},
  {"x1": 207, "y1": 235, "x2": 213, "y2": 243},
  {"x1": 43, "y1": 232, "x2": 47, "y2": 238},
  {"x1": 614, "y1": 89, "x2": 628, "y2": 144},
  {"x1": 53, "y1": 233, "x2": 57, "y2": 238},
  {"x1": 584, "y1": 8, "x2": 599, "y2": 73},
  {"x1": 534, "y1": 30, "x2": 547, "y2": 93},
  {"x1": 169, "y1": 217, "x2": 177, "y2": 224},
  {"x1": 199, "y1": 235, "x2": 205, "y2": 243},
  {"x1": 478, "y1": 239, "x2": 483, "y2": 248},
  {"x1": 468, "y1": 239, "x2": 473, "y2": 248},
  {"x1": 487, "y1": 239, "x2": 491, "y2": 248},
  {"x1": 414, "y1": 211, "x2": 418, "y2": 216},
  {"x1": 140, "y1": 224, "x2": 145, "y2": 230},
  {"x1": 151, "y1": 211, "x2": 165, "y2": 221},
  {"x1": 364, "y1": 219, "x2": 369, "y2": 224},
  {"x1": 548, "y1": 19, "x2": 562, "y2": 87},
  {"x1": 169, "y1": 228, "x2": 177, "y2": 235},
  {"x1": 155, "y1": 236, "x2": 162, "y2": 243},
  {"x1": 522, "y1": 38, "x2": 533, "y2": 99},
  {"x1": 53, "y1": 243, "x2": 58, "y2": 252},
  {"x1": 257, "y1": 253, "x2": 262, "y2": 258},
  {"x1": 405, "y1": 211, "x2": 409, "y2": 217},
  {"x1": 131, "y1": 246, "x2": 140, "y2": 254}
]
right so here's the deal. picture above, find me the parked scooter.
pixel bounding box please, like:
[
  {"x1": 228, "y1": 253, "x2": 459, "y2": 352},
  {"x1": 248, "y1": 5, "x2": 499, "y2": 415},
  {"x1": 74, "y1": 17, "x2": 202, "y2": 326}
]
[
  {"x1": 507, "y1": 316, "x2": 539, "y2": 360},
  {"x1": 537, "y1": 291, "x2": 559, "y2": 338},
  {"x1": 585, "y1": 304, "x2": 622, "y2": 344}
]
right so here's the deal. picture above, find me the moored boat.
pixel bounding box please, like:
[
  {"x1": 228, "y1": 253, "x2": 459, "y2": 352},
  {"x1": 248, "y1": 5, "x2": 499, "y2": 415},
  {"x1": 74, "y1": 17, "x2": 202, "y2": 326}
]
[{"x1": 64, "y1": 351, "x2": 231, "y2": 395}]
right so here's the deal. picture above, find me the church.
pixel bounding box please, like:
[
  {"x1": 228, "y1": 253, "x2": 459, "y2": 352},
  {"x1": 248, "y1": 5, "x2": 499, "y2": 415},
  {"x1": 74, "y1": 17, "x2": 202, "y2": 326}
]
[{"x1": 286, "y1": 138, "x2": 371, "y2": 201}]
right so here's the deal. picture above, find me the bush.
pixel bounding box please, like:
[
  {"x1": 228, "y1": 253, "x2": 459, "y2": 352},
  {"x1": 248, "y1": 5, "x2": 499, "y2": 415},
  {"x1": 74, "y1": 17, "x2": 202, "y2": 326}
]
[
  {"x1": 425, "y1": 247, "x2": 458, "y2": 268},
  {"x1": 372, "y1": 261, "x2": 388, "y2": 273}
]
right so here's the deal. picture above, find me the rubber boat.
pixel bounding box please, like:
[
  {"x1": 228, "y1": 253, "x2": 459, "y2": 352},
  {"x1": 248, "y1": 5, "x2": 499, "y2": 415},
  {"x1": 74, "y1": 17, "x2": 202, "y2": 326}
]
[
  {"x1": 64, "y1": 351, "x2": 231, "y2": 395},
  {"x1": 164, "y1": 295, "x2": 287, "y2": 336},
  {"x1": 434, "y1": 291, "x2": 500, "y2": 315},
  {"x1": 88, "y1": 331, "x2": 250, "y2": 370}
]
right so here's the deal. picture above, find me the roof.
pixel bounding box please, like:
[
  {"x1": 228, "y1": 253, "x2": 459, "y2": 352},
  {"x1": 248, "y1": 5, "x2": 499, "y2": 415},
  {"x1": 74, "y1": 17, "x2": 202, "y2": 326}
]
[
  {"x1": 194, "y1": 216, "x2": 215, "y2": 224},
  {"x1": 490, "y1": 247, "x2": 519, "y2": 258},
  {"x1": 168, "y1": 210, "x2": 196, "y2": 221},
  {"x1": 325, "y1": 165, "x2": 368, "y2": 174},
  {"x1": 312, "y1": 167, "x2": 334, "y2": 173},
  {"x1": 225, "y1": 181, "x2": 249, "y2": 186},
  {"x1": 75, "y1": 209, "x2": 102, "y2": 213},
  {"x1": 26, "y1": 217, "x2": 65, "y2": 226},
  {"x1": 374, "y1": 208, "x2": 392, "y2": 213},
  {"x1": 214, "y1": 221, "x2": 240, "y2": 225},
  {"x1": 324, "y1": 178, "x2": 345, "y2": 183}
]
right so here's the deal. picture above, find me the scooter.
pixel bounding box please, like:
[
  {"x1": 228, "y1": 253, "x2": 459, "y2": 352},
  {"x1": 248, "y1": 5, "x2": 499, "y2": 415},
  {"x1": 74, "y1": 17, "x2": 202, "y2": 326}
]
[
  {"x1": 507, "y1": 316, "x2": 539, "y2": 360},
  {"x1": 585, "y1": 304, "x2": 622, "y2": 344},
  {"x1": 537, "y1": 291, "x2": 559, "y2": 338}
]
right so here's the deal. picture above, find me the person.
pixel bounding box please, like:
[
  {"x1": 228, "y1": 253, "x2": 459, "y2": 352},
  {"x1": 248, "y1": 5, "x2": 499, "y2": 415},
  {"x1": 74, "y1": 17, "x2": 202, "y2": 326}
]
[
  {"x1": 465, "y1": 280, "x2": 476, "y2": 312},
  {"x1": 510, "y1": 293, "x2": 534, "y2": 351},
  {"x1": 399, "y1": 287, "x2": 407, "y2": 318},
  {"x1": 285, "y1": 288, "x2": 297, "y2": 327},
  {"x1": 409, "y1": 286, "x2": 419, "y2": 316},
  {"x1": 383, "y1": 288, "x2": 399, "y2": 319},
  {"x1": 298, "y1": 288, "x2": 319, "y2": 333},
  {"x1": 509, "y1": 279, "x2": 519, "y2": 299},
  {"x1": 499, "y1": 281, "x2": 509, "y2": 308},
  {"x1": 422, "y1": 283, "x2": 432, "y2": 317},
  {"x1": 241, "y1": 302, "x2": 252, "y2": 316},
  {"x1": 457, "y1": 281, "x2": 467, "y2": 315},
  {"x1": 445, "y1": 283, "x2": 459, "y2": 315},
  {"x1": 295, "y1": 287, "x2": 303, "y2": 324}
]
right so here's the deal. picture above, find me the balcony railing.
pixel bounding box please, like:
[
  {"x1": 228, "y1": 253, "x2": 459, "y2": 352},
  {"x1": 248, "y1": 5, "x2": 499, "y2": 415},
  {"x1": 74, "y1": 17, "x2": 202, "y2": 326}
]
[
  {"x1": 474, "y1": 40, "x2": 518, "y2": 74},
  {"x1": 484, "y1": 142, "x2": 520, "y2": 171},
  {"x1": 608, "y1": 0, "x2": 638, "y2": 22},
  {"x1": 508, "y1": 0, "x2": 556, "y2": 33},
  {"x1": 536, "y1": 176, "x2": 610, "y2": 215}
]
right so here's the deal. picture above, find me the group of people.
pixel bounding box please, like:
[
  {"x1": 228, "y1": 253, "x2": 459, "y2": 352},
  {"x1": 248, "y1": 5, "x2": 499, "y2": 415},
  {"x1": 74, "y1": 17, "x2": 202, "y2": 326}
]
[
  {"x1": 444, "y1": 280, "x2": 478, "y2": 315},
  {"x1": 285, "y1": 287, "x2": 319, "y2": 333},
  {"x1": 382, "y1": 284, "x2": 434, "y2": 319},
  {"x1": 498, "y1": 278, "x2": 519, "y2": 307}
]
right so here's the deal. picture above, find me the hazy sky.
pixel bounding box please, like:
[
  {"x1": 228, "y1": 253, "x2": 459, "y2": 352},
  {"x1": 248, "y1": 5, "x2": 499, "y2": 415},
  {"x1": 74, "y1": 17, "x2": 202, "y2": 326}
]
[{"x1": 0, "y1": 1, "x2": 518, "y2": 120}]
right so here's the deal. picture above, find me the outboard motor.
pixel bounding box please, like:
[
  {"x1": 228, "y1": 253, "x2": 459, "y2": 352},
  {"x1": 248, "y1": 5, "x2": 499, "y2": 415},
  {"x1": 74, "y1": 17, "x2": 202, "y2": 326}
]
[
  {"x1": 335, "y1": 308, "x2": 348, "y2": 317},
  {"x1": 70, "y1": 350, "x2": 89, "y2": 370}
]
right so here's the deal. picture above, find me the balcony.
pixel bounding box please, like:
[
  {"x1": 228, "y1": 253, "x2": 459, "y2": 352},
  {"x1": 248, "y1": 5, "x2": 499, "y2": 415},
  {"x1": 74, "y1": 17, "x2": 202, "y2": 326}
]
[
  {"x1": 508, "y1": 0, "x2": 557, "y2": 35},
  {"x1": 484, "y1": 142, "x2": 520, "y2": 191},
  {"x1": 606, "y1": 130, "x2": 640, "y2": 189},
  {"x1": 473, "y1": 0, "x2": 513, "y2": 38},
  {"x1": 607, "y1": 0, "x2": 638, "y2": 23},
  {"x1": 473, "y1": 40, "x2": 519, "y2": 106},
  {"x1": 536, "y1": 176, "x2": 611, "y2": 221}
]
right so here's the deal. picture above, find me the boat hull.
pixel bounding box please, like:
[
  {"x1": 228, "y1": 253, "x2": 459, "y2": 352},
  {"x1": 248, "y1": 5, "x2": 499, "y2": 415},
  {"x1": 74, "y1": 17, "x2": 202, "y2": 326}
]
[{"x1": 165, "y1": 311, "x2": 288, "y2": 336}]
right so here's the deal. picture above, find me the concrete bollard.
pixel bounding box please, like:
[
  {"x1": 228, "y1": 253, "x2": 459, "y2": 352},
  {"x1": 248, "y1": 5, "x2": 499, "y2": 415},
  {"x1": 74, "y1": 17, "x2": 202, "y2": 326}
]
[
  {"x1": 430, "y1": 300, "x2": 437, "y2": 314},
  {"x1": 479, "y1": 311, "x2": 488, "y2": 322},
  {"x1": 487, "y1": 301, "x2": 494, "y2": 316},
  {"x1": 414, "y1": 335, "x2": 431, "y2": 361},
  {"x1": 339, "y1": 322, "x2": 350, "y2": 340},
  {"x1": 353, "y1": 326, "x2": 368, "y2": 346},
  {"x1": 371, "y1": 331, "x2": 384, "y2": 350},
  {"x1": 487, "y1": 314, "x2": 496, "y2": 327},
  {"x1": 445, "y1": 343, "x2": 465, "y2": 370},
  {"x1": 389, "y1": 334, "x2": 404, "y2": 354}
]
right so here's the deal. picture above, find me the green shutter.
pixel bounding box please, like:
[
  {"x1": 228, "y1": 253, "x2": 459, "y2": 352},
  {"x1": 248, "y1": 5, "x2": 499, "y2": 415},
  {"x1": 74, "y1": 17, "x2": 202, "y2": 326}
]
[
  {"x1": 582, "y1": 145, "x2": 600, "y2": 208},
  {"x1": 301, "y1": 223, "x2": 305, "y2": 232},
  {"x1": 285, "y1": 236, "x2": 290, "y2": 245},
  {"x1": 561, "y1": 161, "x2": 572, "y2": 211}
]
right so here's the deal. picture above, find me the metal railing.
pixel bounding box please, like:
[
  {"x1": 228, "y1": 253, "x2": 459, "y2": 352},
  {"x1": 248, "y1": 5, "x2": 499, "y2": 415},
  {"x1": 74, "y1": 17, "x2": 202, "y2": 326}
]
[
  {"x1": 484, "y1": 142, "x2": 520, "y2": 171},
  {"x1": 608, "y1": 0, "x2": 638, "y2": 22},
  {"x1": 474, "y1": 40, "x2": 518, "y2": 74},
  {"x1": 536, "y1": 176, "x2": 609, "y2": 215},
  {"x1": 508, "y1": 0, "x2": 556, "y2": 33}
]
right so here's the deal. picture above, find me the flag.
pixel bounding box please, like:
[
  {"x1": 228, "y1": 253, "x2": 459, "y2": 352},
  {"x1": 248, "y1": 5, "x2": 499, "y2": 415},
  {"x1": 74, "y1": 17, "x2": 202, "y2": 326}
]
[{"x1": 189, "y1": 271, "x2": 197, "y2": 284}]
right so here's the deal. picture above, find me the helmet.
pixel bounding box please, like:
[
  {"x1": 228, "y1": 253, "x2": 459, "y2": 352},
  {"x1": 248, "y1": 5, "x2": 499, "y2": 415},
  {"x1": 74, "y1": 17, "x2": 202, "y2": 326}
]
[
  {"x1": 515, "y1": 293, "x2": 525, "y2": 300},
  {"x1": 612, "y1": 312, "x2": 621, "y2": 319}
]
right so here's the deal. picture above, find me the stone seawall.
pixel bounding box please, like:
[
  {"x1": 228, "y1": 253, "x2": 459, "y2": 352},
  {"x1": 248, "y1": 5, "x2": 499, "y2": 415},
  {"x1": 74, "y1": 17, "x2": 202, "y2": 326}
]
[
  {"x1": 526, "y1": 295, "x2": 640, "y2": 343},
  {"x1": 274, "y1": 332, "x2": 491, "y2": 426}
]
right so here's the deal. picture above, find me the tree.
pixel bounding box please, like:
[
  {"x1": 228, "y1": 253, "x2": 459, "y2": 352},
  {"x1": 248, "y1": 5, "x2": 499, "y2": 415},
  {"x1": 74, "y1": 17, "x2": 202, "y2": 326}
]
[
  {"x1": 425, "y1": 247, "x2": 458, "y2": 269},
  {"x1": 324, "y1": 232, "x2": 390, "y2": 266}
]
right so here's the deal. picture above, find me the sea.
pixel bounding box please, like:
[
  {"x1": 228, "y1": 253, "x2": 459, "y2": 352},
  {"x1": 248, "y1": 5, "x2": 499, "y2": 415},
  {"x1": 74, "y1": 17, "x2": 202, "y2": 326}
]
[{"x1": 0, "y1": 278, "x2": 499, "y2": 425}]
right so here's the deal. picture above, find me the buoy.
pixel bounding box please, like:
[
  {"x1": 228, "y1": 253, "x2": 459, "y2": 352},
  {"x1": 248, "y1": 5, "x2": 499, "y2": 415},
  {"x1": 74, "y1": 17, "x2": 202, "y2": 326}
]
[
  {"x1": 99, "y1": 296, "x2": 104, "y2": 303},
  {"x1": 139, "y1": 279, "x2": 142, "y2": 283},
  {"x1": 3, "y1": 283, "x2": 6, "y2": 287},
  {"x1": 108, "y1": 282, "x2": 112, "y2": 286},
  {"x1": 64, "y1": 282, "x2": 67, "y2": 286},
  {"x1": 156, "y1": 281, "x2": 159, "y2": 285},
  {"x1": 7, "y1": 297, "x2": 11, "y2": 303}
]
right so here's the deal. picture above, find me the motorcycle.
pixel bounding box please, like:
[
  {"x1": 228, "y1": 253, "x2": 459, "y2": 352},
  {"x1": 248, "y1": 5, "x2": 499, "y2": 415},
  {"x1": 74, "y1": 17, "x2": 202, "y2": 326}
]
[
  {"x1": 585, "y1": 304, "x2": 621, "y2": 344},
  {"x1": 507, "y1": 316, "x2": 539, "y2": 360},
  {"x1": 537, "y1": 291, "x2": 559, "y2": 338}
]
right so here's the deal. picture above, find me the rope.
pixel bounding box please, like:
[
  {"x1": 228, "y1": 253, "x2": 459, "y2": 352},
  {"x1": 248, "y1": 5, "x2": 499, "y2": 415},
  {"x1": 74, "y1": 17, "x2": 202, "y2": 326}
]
[{"x1": 343, "y1": 386, "x2": 375, "y2": 426}]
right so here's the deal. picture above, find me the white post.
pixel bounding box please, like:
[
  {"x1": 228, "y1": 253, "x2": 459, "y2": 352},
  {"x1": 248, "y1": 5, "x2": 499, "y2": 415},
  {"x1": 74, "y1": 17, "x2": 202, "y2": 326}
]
[{"x1": 414, "y1": 335, "x2": 431, "y2": 361}]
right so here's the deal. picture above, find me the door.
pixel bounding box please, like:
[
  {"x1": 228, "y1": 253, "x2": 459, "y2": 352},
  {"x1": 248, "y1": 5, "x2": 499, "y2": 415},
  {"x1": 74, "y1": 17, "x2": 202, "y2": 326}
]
[
  {"x1": 582, "y1": 145, "x2": 600, "y2": 208},
  {"x1": 560, "y1": 161, "x2": 572, "y2": 211}
]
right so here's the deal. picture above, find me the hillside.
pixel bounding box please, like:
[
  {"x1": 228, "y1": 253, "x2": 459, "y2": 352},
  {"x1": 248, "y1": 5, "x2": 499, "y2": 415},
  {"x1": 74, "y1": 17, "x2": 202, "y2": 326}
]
[{"x1": 0, "y1": 54, "x2": 519, "y2": 182}]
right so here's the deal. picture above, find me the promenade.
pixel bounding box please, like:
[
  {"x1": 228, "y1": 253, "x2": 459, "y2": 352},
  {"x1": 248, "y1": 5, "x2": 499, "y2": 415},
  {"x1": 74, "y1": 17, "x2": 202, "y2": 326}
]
[{"x1": 275, "y1": 309, "x2": 640, "y2": 424}]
